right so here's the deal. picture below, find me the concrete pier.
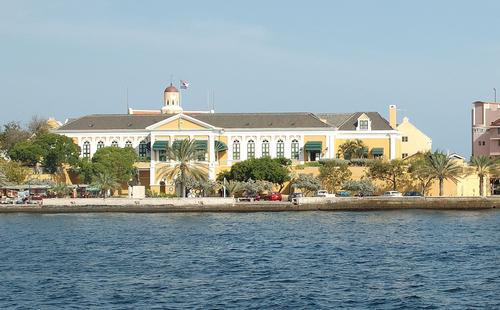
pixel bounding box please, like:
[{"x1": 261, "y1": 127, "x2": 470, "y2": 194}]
[{"x1": 0, "y1": 196, "x2": 498, "y2": 213}]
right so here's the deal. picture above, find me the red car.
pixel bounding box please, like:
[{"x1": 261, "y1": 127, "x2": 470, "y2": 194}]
[{"x1": 263, "y1": 192, "x2": 282, "y2": 201}]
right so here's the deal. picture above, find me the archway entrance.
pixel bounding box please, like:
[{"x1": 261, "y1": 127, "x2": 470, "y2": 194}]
[
  {"x1": 160, "y1": 181, "x2": 166, "y2": 194},
  {"x1": 492, "y1": 179, "x2": 500, "y2": 195}
]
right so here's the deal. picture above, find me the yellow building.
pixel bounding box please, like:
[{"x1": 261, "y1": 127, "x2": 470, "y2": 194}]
[
  {"x1": 55, "y1": 84, "x2": 435, "y2": 194},
  {"x1": 396, "y1": 116, "x2": 432, "y2": 158}
]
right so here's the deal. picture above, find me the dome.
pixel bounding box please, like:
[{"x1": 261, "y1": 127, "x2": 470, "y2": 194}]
[{"x1": 164, "y1": 84, "x2": 179, "y2": 93}]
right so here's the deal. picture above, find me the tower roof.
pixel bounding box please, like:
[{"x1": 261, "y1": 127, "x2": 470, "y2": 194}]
[{"x1": 164, "y1": 83, "x2": 178, "y2": 93}]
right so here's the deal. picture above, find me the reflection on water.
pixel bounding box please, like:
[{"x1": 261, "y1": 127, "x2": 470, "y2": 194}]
[{"x1": 0, "y1": 210, "x2": 499, "y2": 309}]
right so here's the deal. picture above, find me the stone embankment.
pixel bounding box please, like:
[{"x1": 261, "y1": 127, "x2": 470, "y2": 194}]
[{"x1": 0, "y1": 196, "x2": 498, "y2": 213}]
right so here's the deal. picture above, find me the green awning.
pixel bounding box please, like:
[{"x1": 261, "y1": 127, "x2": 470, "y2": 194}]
[
  {"x1": 195, "y1": 140, "x2": 208, "y2": 150},
  {"x1": 215, "y1": 140, "x2": 227, "y2": 151},
  {"x1": 152, "y1": 141, "x2": 169, "y2": 151},
  {"x1": 371, "y1": 148, "x2": 384, "y2": 155},
  {"x1": 304, "y1": 141, "x2": 322, "y2": 151}
]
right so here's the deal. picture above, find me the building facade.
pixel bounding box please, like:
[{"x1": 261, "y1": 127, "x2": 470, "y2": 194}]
[
  {"x1": 55, "y1": 85, "x2": 420, "y2": 192},
  {"x1": 472, "y1": 101, "x2": 500, "y2": 157}
]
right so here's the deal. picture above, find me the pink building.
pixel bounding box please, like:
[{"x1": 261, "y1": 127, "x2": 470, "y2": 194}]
[{"x1": 472, "y1": 101, "x2": 500, "y2": 157}]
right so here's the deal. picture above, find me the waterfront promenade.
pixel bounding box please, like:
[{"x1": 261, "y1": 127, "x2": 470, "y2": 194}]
[{"x1": 0, "y1": 196, "x2": 498, "y2": 213}]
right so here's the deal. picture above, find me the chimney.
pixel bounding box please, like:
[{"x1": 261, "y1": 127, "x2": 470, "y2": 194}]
[{"x1": 389, "y1": 105, "x2": 397, "y2": 129}]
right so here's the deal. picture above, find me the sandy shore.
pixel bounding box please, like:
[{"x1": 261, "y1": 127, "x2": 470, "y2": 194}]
[{"x1": 0, "y1": 196, "x2": 498, "y2": 213}]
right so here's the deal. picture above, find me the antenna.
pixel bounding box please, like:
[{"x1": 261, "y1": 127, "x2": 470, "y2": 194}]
[
  {"x1": 494, "y1": 88, "x2": 497, "y2": 102},
  {"x1": 126, "y1": 87, "x2": 129, "y2": 113},
  {"x1": 207, "y1": 89, "x2": 210, "y2": 110},
  {"x1": 212, "y1": 90, "x2": 215, "y2": 112}
]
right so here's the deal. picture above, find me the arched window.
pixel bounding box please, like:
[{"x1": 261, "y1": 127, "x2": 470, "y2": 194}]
[
  {"x1": 291, "y1": 139, "x2": 299, "y2": 160},
  {"x1": 82, "y1": 141, "x2": 91, "y2": 158},
  {"x1": 233, "y1": 140, "x2": 240, "y2": 160},
  {"x1": 125, "y1": 140, "x2": 132, "y2": 148},
  {"x1": 262, "y1": 140, "x2": 270, "y2": 157},
  {"x1": 111, "y1": 141, "x2": 118, "y2": 147},
  {"x1": 247, "y1": 140, "x2": 255, "y2": 159},
  {"x1": 276, "y1": 139, "x2": 284, "y2": 158},
  {"x1": 97, "y1": 141, "x2": 104, "y2": 150},
  {"x1": 139, "y1": 140, "x2": 148, "y2": 158}
]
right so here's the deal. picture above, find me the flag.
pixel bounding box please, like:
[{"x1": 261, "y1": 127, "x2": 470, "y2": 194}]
[{"x1": 180, "y1": 80, "x2": 189, "y2": 89}]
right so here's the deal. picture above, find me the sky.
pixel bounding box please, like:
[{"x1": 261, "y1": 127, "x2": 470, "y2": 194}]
[{"x1": 1, "y1": 0, "x2": 499, "y2": 156}]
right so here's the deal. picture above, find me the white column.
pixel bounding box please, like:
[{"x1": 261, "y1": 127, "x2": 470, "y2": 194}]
[
  {"x1": 284, "y1": 137, "x2": 291, "y2": 159},
  {"x1": 390, "y1": 135, "x2": 397, "y2": 160},
  {"x1": 256, "y1": 135, "x2": 262, "y2": 158},
  {"x1": 208, "y1": 134, "x2": 215, "y2": 180},
  {"x1": 270, "y1": 136, "x2": 277, "y2": 158},
  {"x1": 328, "y1": 134, "x2": 334, "y2": 159},
  {"x1": 150, "y1": 134, "x2": 156, "y2": 186},
  {"x1": 241, "y1": 137, "x2": 248, "y2": 160}
]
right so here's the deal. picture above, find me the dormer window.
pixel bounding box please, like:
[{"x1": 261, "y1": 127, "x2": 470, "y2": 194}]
[
  {"x1": 356, "y1": 113, "x2": 371, "y2": 131},
  {"x1": 359, "y1": 120, "x2": 369, "y2": 130}
]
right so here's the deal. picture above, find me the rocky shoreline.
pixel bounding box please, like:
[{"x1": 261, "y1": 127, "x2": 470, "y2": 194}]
[{"x1": 0, "y1": 197, "x2": 498, "y2": 213}]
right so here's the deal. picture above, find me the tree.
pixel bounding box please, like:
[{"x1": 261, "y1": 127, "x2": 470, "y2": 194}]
[
  {"x1": 0, "y1": 121, "x2": 29, "y2": 153},
  {"x1": 319, "y1": 160, "x2": 352, "y2": 193},
  {"x1": 27, "y1": 116, "x2": 49, "y2": 137},
  {"x1": 92, "y1": 170, "x2": 120, "y2": 198},
  {"x1": 223, "y1": 180, "x2": 243, "y2": 197},
  {"x1": 7, "y1": 141, "x2": 44, "y2": 167},
  {"x1": 367, "y1": 159, "x2": 407, "y2": 191},
  {"x1": 425, "y1": 151, "x2": 463, "y2": 196},
  {"x1": 51, "y1": 183, "x2": 70, "y2": 198},
  {"x1": 342, "y1": 178, "x2": 377, "y2": 196},
  {"x1": 34, "y1": 133, "x2": 80, "y2": 173},
  {"x1": 92, "y1": 146, "x2": 137, "y2": 185},
  {"x1": 157, "y1": 139, "x2": 208, "y2": 197},
  {"x1": 407, "y1": 152, "x2": 434, "y2": 195},
  {"x1": 0, "y1": 170, "x2": 9, "y2": 186},
  {"x1": 292, "y1": 174, "x2": 321, "y2": 196},
  {"x1": 0, "y1": 160, "x2": 29, "y2": 184},
  {"x1": 470, "y1": 155, "x2": 497, "y2": 196},
  {"x1": 337, "y1": 139, "x2": 367, "y2": 160},
  {"x1": 223, "y1": 157, "x2": 291, "y2": 190},
  {"x1": 72, "y1": 158, "x2": 96, "y2": 184},
  {"x1": 184, "y1": 175, "x2": 219, "y2": 197}
]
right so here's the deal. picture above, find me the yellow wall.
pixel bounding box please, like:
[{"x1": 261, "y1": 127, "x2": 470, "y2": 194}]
[
  {"x1": 334, "y1": 138, "x2": 391, "y2": 159},
  {"x1": 304, "y1": 135, "x2": 327, "y2": 160},
  {"x1": 156, "y1": 119, "x2": 207, "y2": 130},
  {"x1": 397, "y1": 117, "x2": 432, "y2": 157}
]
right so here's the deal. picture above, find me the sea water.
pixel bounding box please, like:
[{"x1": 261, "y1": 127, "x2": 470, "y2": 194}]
[{"x1": 0, "y1": 210, "x2": 498, "y2": 309}]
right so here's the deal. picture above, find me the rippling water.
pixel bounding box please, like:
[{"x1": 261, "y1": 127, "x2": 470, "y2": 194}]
[{"x1": 0, "y1": 210, "x2": 499, "y2": 309}]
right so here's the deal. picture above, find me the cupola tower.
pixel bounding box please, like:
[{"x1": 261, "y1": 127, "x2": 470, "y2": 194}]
[{"x1": 161, "y1": 83, "x2": 183, "y2": 114}]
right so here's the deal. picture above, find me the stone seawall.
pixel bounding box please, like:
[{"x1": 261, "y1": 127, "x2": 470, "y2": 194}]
[{"x1": 0, "y1": 197, "x2": 498, "y2": 213}]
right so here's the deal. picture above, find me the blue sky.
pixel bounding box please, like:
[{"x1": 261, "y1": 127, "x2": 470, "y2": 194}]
[{"x1": 1, "y1": 0, "x2": 499, "y2": 155}]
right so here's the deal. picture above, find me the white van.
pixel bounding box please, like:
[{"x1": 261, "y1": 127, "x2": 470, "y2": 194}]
[{"x1": 316, "y1": 190, "x2": 336, "y2": 198}]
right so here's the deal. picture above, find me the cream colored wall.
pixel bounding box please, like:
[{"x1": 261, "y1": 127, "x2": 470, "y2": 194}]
[{"x1": 397, "y1": 117, "x2": 432, "y2": 157}]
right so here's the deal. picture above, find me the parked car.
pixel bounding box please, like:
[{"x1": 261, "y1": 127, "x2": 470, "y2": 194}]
[
  {"x1": 404, "y1": 191, "x2": 423, "y2": 197},
  {"x1": 263, "y1": 192, "x2": 283, "y2": 201},
  {"x1": 336, "y1": 191, "x2": 350, "y2": 197},
  {"x1": 383, "y1": 191, "x2": 403, "y2": 197},
  {"x1": 316, "y1": 190, "x2": 336, "y2": 197},
  {"x1": 239, "y1": 193, "x2": 261, "y2": 202},
  {"x1": 288, "y1": 192, "x2": 304, "y2": 202}
]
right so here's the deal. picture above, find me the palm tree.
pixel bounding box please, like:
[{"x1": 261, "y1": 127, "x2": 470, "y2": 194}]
[
  {"x1": 157, "y1": 139, "x2": 208, "y2": 197},
  {"x1": 337, "y1": 139, "x2": 367, "y2": 159},
  {"x1": 93, "y1": 170, "x2": 120, "y2": 198},
  {"x1": 470, "y1": 155, "x2": 497, "y2": 196},
  {"x1": 425, "y1": 151, "x2": 463, "y2": 196}
]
